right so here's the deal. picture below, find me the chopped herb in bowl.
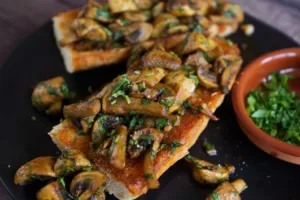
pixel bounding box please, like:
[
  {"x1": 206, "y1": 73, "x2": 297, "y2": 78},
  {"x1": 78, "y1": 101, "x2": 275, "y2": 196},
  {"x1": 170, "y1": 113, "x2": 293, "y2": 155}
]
[{"x1": 246, "y1": 72, "x2": 300, "y2": 146}]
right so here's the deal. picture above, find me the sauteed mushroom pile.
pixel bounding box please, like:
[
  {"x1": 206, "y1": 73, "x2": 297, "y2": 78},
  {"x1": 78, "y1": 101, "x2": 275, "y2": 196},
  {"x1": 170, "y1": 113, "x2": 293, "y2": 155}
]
[{"x1": 62, "y1": 0, "x2": 244, "y2": 51}]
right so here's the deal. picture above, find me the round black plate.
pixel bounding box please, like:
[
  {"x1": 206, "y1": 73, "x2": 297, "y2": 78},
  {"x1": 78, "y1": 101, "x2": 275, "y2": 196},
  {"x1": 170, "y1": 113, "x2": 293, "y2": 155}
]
[{"x1": 0, "y1": 15, "x2": 299, "y2": 200}]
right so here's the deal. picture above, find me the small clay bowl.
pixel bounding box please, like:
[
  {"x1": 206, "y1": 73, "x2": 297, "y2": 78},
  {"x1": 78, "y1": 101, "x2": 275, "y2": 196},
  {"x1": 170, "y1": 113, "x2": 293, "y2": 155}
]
[{"x1": 232, "y1": 48, "x2": 300, "y2": 165}]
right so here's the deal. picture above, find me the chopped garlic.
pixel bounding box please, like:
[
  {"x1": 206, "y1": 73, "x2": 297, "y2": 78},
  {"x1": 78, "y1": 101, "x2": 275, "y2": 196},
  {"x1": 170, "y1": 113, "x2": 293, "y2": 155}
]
[{"x1": 241, "y1": 24, "x2": 255, "y2": 36}]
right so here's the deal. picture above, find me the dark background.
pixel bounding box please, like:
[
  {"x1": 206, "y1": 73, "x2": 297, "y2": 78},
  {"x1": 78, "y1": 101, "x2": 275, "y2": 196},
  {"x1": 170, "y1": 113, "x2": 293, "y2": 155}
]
[{"x1": 0, "y1": 0, "x2": 300, "y2": 199}]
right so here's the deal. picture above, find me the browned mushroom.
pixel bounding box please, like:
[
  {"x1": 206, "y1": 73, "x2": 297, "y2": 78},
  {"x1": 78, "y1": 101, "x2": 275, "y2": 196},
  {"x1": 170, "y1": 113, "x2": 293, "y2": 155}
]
[
  {"x1": 206, "y1": 179, "x2": 247, "y2": 200},
  {"x1": 63, "y1": 99, "x2": 101, "y2": 119},
  {"x1": 220, "y1": 58, "x2": 242, "y2": 94},
  {"x1": 180, "y1": 32, "x2": 217, "y2": 55},
  {"x1": 120, "y1": 22, "x2": 153, "y2": 44},
  {"x1": 70, "y1": 171, "x2": 109, "y2": 199},
  {"x1": 196, "y1": 66, "x2": 219, "y2": 89},
  {"x1": 109, "y1": 125, "x2": 128, "y2": 169},
  {"x1": 32, "y1": 76, "x2": 73, "y2": 114},
  {"x1": 73, "y1": 18, "x2": 107, "y2": 41},
  {"x1": 152, "y1": 2, "x2": 165, "y2": 17},
  {"x1": 213, "y1": 54, "x2": 241, "y2": 74},
  {"x1": 151, "y1": 13, "x2": 179, "y2": 38},
  {"x1": 166, "y1": 0, "x2": 196, "y2": 17},
  {"x1": 167, "y1": 24, "x2": 189, "y2": 35},
  {"x1": 15, "y1": 157, "x2": 57, "y2": 185},
  {"x1": 54, "y1": 149, "x2": 92, "y2": 176},
  {"x1": 141, "y1": 49, "x2": 182, "y2": 70},
  {"x1": 102, "y1": 94, "x2": 168, "y2": 118},
  {"x1": 122, "y1": 10, "x2": 151, "y2": 22},
  {"x1": 108, "y1": 0, "x2": 138, "y2": 13},
  {"x1": 36, "y1": 180, "x2": 69, "y2": 200},
  {"x1": 142, "y1": 129, "x2": 163, "y2": 189},
  {"x1": 185, "y1": 51, "x2": 211, "y2": 68},
  {"x1": 135, "y1": 67, "x2": 167, "y2": 87},
  {"x1": 185, "y1": 155, "x2": 235, "y2": 185},
  {"x1": 133, "y1": 0, "x2": 153, "y2": 9},
  {"x1": 164, "y1": 71, "x2": 196, "y2": 113}
]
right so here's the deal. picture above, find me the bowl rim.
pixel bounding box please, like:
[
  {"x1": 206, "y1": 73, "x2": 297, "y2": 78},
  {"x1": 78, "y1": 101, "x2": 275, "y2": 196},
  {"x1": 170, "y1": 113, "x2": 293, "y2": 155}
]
[{"x1": 232, "y1": 47, "x2": 300, "y2": 156}]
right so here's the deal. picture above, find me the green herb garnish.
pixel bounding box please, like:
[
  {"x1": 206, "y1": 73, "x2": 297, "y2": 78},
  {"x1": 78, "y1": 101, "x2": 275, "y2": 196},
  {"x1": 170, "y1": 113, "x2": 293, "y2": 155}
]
[
  {"x1": 155, "y1": 118, "x2": 169, "y2": 131},
  {"x1": 58, "y1": 177, "x2": 66, "y2": 188},
  {"x1": 193, "y1": 25, "x2": 203, "y2": 33},
  {"x1": 144, "y1": 173, "x2": 154, "y2": 180},
  {"x1": 212, "y1": 191, "x2": 221, "y2": 200},
  {"x1": 226, "y1": 39, "x2": 233, "y2": 46},
  {"x1": 104, "y1": 27, "x2": 112, "y2": 36},
  {"x1": 246, "y1": 72, "x2": 300, "y2": 145},
  {"x1": 169, "y1": 51, "x2": 178, "y2": 57},
  {"x1": 141, "y1": 98, "x2": 151, "y2": 105}
]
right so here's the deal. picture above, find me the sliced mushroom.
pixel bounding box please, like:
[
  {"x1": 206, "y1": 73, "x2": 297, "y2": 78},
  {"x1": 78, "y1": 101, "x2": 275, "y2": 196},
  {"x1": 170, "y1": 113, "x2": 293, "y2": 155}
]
[
  {"x1": 102, "y1": 93, "x2": 168, "y2": 118},
  {"x1": 185, "y1": 51, "x2": 211, "y2": 68},
  {"x1": 206, "y1": 179, "x2": 247, "y2": 200},
  {"x1": 108, "y1": 0, "x2": 138, "y2": 13},
  {"x1": 199, "y1": 103, "x2": 219, "y2": 121},
  {"x1": 73, "y1": 18, "x2": 107, "y2": 41},
  {"x1": 152, "y1": 2, "x2": 165, "y2": 17},
  {"x1": 54, "y1": 149, "x2": 92, "y2": 176},
  {"x1": 70, "y1": 171, "x2": 109, "y2": 199},
  {"x1": 213, "y1": 55, "x2": 240, "y2": 74},
  {"x1": 197, "y1": 66, "x2": 219, "y2": 89},
  {"x1": 63, "y1": 99, "x2": 101, "y2": 119},
  {"x1": 166, "y1": 0, "x2": 196, "y2": 17},
  {"x1": 143, "y1": 129, "x2": 163, "y2": 189},
  {"x1": 109, "y1": 125, "x2": 128, "y2": 169},
  {"x1": 167, "y1": 24, "x2": 189, "y2": 35},
  {"x1": 164, "y1": 71, "x2": 196, "y2": 113},
  {"x1": 191, "y1": 0, "x2": 210, "y2": 16},
  {"x1": 36, "y1": 181, "x2": 69, "y2": 200},
  {"x1": 133, "y1": 83, "x2": 176, "y2": 101},
  {"x1": 122, "y1": 10, "x2": 151, "y2": 22},
  {"x1": 84, "y1": 4, "x2": 114, "y2": 23},
  {"x1": 141, "y1": 49, "x2": 182, "y2": 70},
  {"x1": 220, "y1": 58, "x2": 242, "y2": 94},
  {"x1": 120, "y1": 22, "x2": 153, "y2": 44},
  {"x1": 135, "y1": 67, "x2": 167, "y2": 87},
  {"x1": 15, "y1": 157, "x2": 57, "y2": 185},
  {"x1": 128, "y1": 128, "x2": 162, "y2": 159},
  {"x1": 180, "y1": 32, "x2": 217, "y2": 55},
  {"x1": 133, "y1": 0, "x2": 153, "y2": 9},
  {"x1": 32, "y1": 76, "x2": 71, "y2": 114},
  {"x1": 185, "y1": 155, "x2": 235, "y2": 185},
  {"x1": 151, "y1": 13, "x2": 179, "y2": 38}
]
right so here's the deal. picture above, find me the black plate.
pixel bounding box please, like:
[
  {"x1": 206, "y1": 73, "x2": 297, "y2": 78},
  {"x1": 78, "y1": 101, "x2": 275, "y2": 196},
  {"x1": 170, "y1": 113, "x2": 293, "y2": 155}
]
[{"x1": 0, "y1": 14, "x2": 299, "y2": 200}]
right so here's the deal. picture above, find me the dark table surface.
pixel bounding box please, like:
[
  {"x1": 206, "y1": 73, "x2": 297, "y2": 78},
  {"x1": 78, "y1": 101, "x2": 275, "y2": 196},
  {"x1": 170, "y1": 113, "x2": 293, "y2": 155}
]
[{"x1": 0, "y1": 0, "x2": 300, "y2": 200}]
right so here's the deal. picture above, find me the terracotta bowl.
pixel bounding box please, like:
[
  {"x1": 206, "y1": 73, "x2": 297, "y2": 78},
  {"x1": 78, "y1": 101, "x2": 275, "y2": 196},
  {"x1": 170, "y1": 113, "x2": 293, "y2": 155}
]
[{"x1": 232, "y1": 48, "x2": 300, "y2": 165}]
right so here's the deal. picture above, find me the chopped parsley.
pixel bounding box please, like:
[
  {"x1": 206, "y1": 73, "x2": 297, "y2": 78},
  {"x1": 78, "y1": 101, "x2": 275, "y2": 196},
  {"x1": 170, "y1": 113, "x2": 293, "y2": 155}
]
[
  {"x1": 246, "y1": 72, "x2": 300, "y2": 145},
  {"x1": 120, "y1": 19, "x2": 131, "y2": 25},
  {"x1": 104, "y1": 27, "x2": 112, "y2": 36},
  {"x1": 145, "y1": 72, "x2": 153, "y2": 77},
  {"x1": 58, "y1": 177, "x2": 66, "y2": 188},
  {"x1": 34, "y1": 95, "x2": 40, "y2": 105},
  {"x1": 61, "y1": 82, "x2": 75, "y2": 98},
  {"x1": 31, "y1": 116, "x2": 36, "y2": 121},
  {"x1": 226, "y1": 39, "x2": 233, "y2": 46},
  {"x1": 96, "y1": 5, "x2": 110, "y2": 18},
  {"x1": 141, "y1": 98, "x2": 151, "y2": 105},
  {"x1": 169, "y1": 51, "x2": 178, "y2": 57},
  {"x1": 159, "y1": 99, "x2": 175, "y2": 110},
  {"x1": 202, "y1": 51, "x2": 213, "y2": 63},
  {"x1": 65, "y1": 166, "x2": 75, "y2": 172},
  {"x1": 203, "y1": 140, "x2": 215, "y2": 150},
  {"x1": 155, "y1": 118, "x2": 169, "y2": 131},
  {"x1": 113, "y1": 29, "x2": 124, "y2": 41},
  {"x1": 129, "y1": 110, "x2": 139, "y2": 115},
  {"x1": 169, "y1": 140, "x2": 183, "y2": 153},
  {"x1": 212, "y1": 191, "x2": 221, "y2": 200},
  {"x1": 178, "y1": 7, "x2": 184, "y2": 13},
  {"x1": 193, "y1": 25, "x2": 203, "y2": 33},
  {"x1": 144, "y1": 173, "x2": 154, "y2": 180},
  {"x1": 82, "y1": 166, "x2": 93, "y2": 171},
  {"x1": 109, "y1": 75, "x2": 131, "y2": 104},
  {"x1": 178, "y1": 33, "x2": 190, "y2": 55},
  {"x1": 189, "y1": 74, "x2": 199, "y2": 86}
]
